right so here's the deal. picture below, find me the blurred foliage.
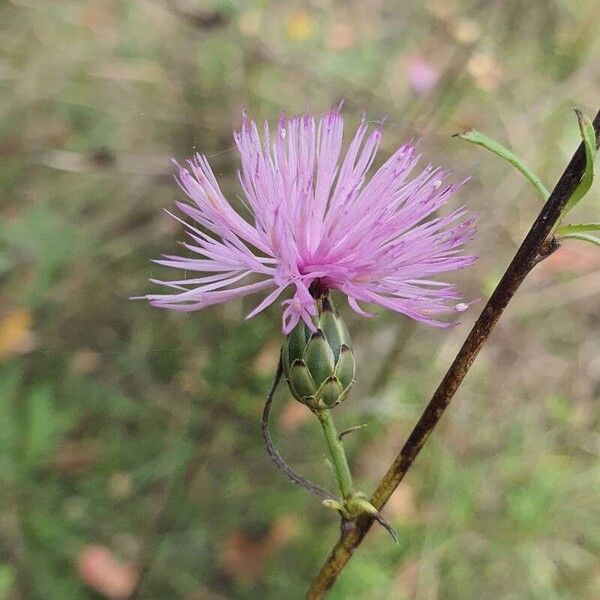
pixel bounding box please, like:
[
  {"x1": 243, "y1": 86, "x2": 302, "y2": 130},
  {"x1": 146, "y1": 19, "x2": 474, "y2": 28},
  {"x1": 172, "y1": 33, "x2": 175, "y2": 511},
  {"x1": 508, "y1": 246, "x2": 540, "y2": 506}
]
[{"x1": 0, "y1": 0, "x2": 599, "y2": 599}]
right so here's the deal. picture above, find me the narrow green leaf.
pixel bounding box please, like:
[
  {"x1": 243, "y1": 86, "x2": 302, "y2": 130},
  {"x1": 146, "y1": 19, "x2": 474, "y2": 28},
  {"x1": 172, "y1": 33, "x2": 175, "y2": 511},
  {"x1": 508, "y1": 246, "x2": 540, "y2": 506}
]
[
  {"x1": 556, "y1": 223, "x2": 600, "y2": 236},
  {"x1": 561, "y1": 110, "x2": 597, "y2": 218},
  {"x1": 561, "y1": 232, "x2": 600, "y2": 247},
  {"x1": 454, "y1": 129, "x2": 550, "y2": 201},
  {"x1": 577, "y1": 109, "x2": 596, "y2": 166}
]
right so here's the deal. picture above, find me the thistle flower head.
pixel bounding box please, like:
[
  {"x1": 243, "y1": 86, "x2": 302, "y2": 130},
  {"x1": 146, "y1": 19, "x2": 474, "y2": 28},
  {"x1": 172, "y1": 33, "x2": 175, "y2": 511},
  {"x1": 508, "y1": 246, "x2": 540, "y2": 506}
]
[
  {"x1": 144, "y1": 106, "x2": 476, "y2": 333},
  {"x1": 283, "y1": 296, "x2": 355, "y2": 410}
]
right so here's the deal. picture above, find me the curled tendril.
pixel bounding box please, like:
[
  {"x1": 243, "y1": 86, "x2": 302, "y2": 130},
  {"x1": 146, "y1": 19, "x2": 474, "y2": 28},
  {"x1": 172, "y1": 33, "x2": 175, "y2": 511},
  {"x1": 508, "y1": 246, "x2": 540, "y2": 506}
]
[{"x1": 261, "y1": 356, "x2": 336, "y2": 501}]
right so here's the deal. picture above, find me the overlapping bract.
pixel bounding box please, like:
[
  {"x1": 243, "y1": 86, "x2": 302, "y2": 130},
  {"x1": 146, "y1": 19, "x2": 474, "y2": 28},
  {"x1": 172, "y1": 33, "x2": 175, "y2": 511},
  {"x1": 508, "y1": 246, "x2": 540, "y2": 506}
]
[
  {"x1": 145, "y1": 107, "x2": 476, "y2": 332},
  {"x1": 283, "y1": 297, "x2": 355, "y2": 410}
]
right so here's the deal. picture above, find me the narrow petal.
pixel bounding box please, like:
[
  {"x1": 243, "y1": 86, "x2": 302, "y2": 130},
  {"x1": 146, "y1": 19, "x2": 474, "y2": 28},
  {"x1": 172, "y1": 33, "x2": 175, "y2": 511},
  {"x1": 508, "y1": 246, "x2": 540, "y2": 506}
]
[{"x1": 141, "y1": 107, "x2": 476, "y2": 332}]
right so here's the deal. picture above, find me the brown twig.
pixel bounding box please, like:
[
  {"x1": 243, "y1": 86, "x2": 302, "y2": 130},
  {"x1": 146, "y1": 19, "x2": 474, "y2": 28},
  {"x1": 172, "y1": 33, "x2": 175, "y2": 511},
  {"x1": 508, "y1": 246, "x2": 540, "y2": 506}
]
[{"x1": 306, "y1": 108, "x2": 600, "y2": 599}]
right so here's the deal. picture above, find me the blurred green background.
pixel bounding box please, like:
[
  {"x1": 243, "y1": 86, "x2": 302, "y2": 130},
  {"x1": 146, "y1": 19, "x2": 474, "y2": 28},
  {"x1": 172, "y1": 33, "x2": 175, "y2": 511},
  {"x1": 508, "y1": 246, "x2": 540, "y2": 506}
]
[{"x1": 1, "y1": 1, "x2": 599, "y2": 599}]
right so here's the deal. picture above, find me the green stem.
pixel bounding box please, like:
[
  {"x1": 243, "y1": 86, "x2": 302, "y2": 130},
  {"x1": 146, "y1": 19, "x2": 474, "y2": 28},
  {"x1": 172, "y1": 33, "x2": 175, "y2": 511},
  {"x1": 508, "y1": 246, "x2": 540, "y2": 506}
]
[{"x1": 316, "y1": 409, "x2": 354, "y2": 500}]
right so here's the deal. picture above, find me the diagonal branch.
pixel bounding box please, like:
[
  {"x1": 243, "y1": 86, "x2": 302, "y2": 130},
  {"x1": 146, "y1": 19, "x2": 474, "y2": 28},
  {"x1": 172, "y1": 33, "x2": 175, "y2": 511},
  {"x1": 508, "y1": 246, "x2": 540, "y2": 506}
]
[{"x1": 307, "y1": 108, "x2": 600, "y2": 599}]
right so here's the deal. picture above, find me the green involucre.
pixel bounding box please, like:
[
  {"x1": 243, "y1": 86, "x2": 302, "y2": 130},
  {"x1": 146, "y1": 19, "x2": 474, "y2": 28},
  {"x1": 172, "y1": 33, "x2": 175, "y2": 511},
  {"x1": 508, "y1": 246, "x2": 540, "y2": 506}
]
[{"x1": 282, "y1": 297, "x2": 355, "y2": 410}]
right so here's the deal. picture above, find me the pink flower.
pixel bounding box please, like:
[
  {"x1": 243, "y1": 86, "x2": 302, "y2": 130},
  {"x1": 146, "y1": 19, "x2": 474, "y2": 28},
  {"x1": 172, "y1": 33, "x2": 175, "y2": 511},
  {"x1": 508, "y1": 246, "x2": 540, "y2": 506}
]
[
  {"x1": 405, "y1": 57, "x2": 440, "y2": 95},
  {"x1": 143, "y1": 107, "x2": 476, "y2": 333}
]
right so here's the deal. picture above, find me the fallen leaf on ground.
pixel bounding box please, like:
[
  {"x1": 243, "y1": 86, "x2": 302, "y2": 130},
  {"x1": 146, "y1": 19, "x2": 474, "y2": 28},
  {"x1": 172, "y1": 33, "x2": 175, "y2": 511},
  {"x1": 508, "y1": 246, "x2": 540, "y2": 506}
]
[
  {"x1": 218, "y1": 515, "x2": 299, "y2": 582},
  {"x1": 52, "y1": 440, "x2": 99, "y2": 475},
  {"x1": 0, "y1": 310, "x2": 36, "y2": 360},
  {"x1": 76, "y1": 545, "x2": 138, "y2": 599}
]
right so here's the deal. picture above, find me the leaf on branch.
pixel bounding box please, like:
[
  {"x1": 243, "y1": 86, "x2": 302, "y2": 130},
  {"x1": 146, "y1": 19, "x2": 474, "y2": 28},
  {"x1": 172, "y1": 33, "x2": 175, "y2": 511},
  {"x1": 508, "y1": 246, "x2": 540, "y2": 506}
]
[
  {"x1": 560, "y1": 232, "x2": 600, "y2": 247},
  {"x1": 453, "y1": 129, "x2": 550, "y2": 201},
  {"x1": 556, "y1": 223, "x2": 600, "y2": 236},
  {"x1": 560, "y1": 110, "x2": 597, "y2": 218}
]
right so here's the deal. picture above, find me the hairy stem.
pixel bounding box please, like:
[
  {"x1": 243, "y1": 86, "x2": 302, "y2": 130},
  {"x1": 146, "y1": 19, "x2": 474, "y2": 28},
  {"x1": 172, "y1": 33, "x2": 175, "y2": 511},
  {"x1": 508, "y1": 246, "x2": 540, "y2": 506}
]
[
  {"x1": 306, "y1": 108, "x2": 600, "y2": 599},
  {"x1": 316, "y1": 409, "x2": 355, "y2": 500}
]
